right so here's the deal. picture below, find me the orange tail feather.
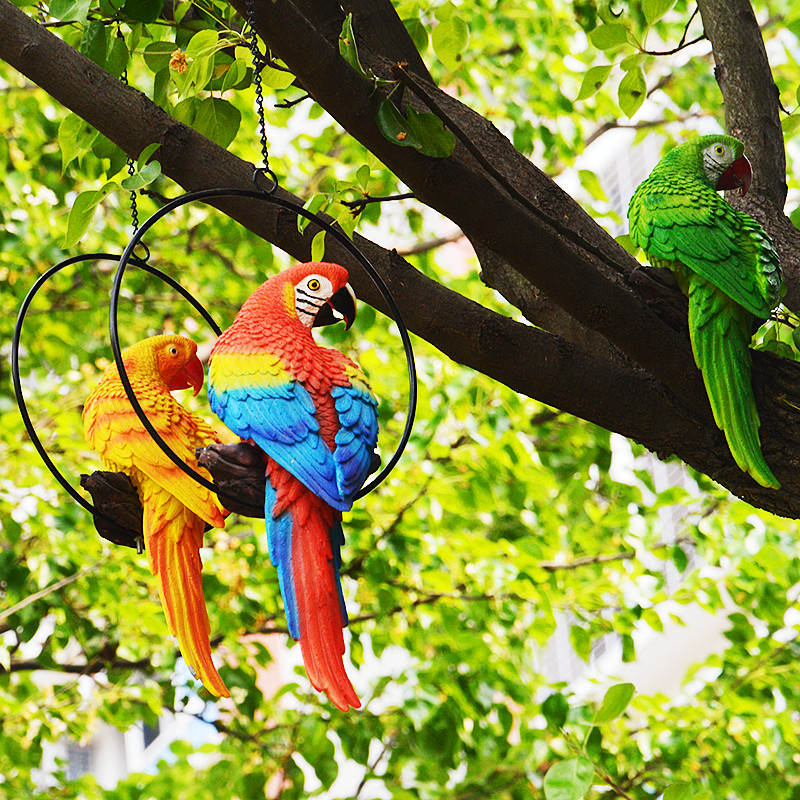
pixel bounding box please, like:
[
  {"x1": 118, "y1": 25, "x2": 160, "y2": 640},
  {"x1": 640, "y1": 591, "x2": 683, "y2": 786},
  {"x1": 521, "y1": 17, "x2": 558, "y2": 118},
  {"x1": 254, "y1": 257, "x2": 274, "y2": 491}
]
[{"x1": 142, "y1": 491, "x2": 230, "y2": 698}]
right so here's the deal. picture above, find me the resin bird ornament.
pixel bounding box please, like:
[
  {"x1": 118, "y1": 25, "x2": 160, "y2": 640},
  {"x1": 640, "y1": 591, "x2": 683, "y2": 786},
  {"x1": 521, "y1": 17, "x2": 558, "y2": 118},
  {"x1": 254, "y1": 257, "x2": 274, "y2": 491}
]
[
  {"x1": 83, "y1": 334, "x2": 230, "y2": 697},
  {"x1": 628, "y1": 134, "x2": 783, "y2": 488},
  {"x1": 207, "y1": 262, "x2": 379, "y2": 711}
]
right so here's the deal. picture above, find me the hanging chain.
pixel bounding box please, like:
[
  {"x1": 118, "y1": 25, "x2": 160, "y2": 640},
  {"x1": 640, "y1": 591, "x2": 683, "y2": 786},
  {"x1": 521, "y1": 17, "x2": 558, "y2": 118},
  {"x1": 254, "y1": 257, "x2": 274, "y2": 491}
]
[
  {"x1": 245, "y1": 0, "x2": 277, "y2": 192},
  {"x1": 118, "y1": 28, "x2": 141, "y2": 237}
]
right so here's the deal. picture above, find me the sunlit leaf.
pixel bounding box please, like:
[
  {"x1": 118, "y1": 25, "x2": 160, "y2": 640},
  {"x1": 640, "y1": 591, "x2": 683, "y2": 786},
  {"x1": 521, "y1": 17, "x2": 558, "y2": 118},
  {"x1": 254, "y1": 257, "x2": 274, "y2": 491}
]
[
  {"x1": 432, "y1": 17, "x2": 469, "y2": 71},
  {"x1": 576, "y1": 64, "x2": 613, "y2": 101},
  {"x1": 643, "y1": 0, "x2": 677, "y2": 25},
  {"x1": 589, "y1": 22, "x2": 630, "y2": 50},
  {"x1": 62, "y1": 181, "x2": 119, "y2": 247},
  {"x1": 543, "y1": 757, "x2": 594, "y2": 800},
  {"x1": 618, "y1": 65, "x2": 646, "y2": 117}
]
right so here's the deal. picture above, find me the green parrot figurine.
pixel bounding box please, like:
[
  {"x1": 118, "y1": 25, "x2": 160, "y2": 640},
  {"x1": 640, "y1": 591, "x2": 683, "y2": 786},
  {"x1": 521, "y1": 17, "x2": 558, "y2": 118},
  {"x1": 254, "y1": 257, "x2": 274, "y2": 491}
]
[{"x1": 628, "y1": 134, "x2": 783, "y2": 489}]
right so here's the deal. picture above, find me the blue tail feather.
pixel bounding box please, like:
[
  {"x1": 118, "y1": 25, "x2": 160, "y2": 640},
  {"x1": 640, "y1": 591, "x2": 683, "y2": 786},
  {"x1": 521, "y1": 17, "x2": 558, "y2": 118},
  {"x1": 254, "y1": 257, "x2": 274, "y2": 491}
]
[
  {"x1": 329, "y1": 521, "x2": 348, "y2": 626},
  {"x1": 264, "y1": 481, "x2": 300, "y2": 639}
]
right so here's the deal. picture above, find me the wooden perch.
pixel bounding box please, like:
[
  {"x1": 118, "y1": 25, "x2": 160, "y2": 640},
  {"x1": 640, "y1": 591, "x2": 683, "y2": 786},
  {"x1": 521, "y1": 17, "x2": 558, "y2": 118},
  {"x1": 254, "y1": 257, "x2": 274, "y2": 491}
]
[{"x1": 80, "y1": 442, "x2": 268, "y2": 548}]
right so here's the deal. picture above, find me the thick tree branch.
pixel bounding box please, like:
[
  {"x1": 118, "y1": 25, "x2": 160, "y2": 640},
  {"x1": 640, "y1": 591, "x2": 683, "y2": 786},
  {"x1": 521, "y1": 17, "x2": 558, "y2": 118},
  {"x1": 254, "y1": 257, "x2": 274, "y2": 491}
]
[
  {"x1": 236, "y1": 0, "x2": 708, "y2": 407},
  {"x1": 698, "y1": 0, "x2": 800, "y2": 306},
  {"x1": 3, "y1": 0, "x2": 800, "y2": 515}
]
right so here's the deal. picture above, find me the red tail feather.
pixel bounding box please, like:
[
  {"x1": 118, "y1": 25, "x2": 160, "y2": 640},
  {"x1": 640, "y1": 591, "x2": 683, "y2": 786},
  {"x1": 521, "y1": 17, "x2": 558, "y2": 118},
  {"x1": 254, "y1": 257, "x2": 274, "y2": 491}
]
[{"x1": 272, "y1": 466, "x2": 360, "y2": 711}]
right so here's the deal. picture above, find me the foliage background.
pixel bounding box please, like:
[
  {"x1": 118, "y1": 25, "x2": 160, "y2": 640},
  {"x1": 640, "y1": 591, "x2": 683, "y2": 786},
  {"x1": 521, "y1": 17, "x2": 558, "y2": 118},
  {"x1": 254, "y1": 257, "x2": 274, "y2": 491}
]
[{"x1": 3, "y1": 0, "x2": 800, "y2": 798}]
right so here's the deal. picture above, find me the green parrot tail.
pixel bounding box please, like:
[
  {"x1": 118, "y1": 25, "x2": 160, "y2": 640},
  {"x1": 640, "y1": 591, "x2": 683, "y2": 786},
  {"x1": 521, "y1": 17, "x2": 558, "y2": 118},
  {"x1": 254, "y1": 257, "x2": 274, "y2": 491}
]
[{"x1": 687, "y1": 275, "x2": 780, "y2": 489}]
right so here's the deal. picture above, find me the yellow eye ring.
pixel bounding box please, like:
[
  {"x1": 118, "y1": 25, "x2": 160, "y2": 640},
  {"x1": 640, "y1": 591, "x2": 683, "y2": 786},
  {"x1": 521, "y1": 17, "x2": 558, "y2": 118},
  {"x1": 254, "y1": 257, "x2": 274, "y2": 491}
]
[
  {"x1": 714, "y1": 145, "x2": 724, "y2": 155},
  {"x1": 169, "y1": 346, "x2": 178, "y2": 356},
  {"x1": 307, "y1": 278, "x2": 321, "y2": 291}
]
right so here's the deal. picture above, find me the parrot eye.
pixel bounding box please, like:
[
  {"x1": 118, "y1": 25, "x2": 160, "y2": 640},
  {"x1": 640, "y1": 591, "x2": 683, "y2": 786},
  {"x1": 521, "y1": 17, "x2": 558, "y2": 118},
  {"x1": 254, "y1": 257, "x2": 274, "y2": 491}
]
[
  {"x1": 714, "y1": 144, "x2": 725, "y2": 155},
  {"x1": 307, "y1": 278, "x2": 321, "y2": 292},
  {"x1": 168, "y1": 346, "x2": 178, "y2": 356}
]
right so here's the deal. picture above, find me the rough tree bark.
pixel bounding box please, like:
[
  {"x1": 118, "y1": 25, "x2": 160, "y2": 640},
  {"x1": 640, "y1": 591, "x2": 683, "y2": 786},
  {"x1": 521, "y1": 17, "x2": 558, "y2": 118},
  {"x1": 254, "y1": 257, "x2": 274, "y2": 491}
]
[{"x1": 3, "y1": 0, "x2": 800, "y2": 516}]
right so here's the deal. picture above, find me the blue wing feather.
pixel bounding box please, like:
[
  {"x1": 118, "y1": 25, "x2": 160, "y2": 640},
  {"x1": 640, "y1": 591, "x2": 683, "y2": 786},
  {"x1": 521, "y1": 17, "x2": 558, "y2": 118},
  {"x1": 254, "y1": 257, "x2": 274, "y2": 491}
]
[
  {"x1": 209, "y1": 381, "x2": 348, "y2": 510},
  {"x1": 333, "y1": 385, "x2": 379, "y2": 504}
]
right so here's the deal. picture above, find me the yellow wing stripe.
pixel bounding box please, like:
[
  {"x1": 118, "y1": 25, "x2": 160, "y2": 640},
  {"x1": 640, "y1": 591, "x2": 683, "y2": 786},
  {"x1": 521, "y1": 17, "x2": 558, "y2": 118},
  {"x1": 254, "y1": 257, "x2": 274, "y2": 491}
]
[{"x1": 208, "y1": 351, "x2": 290, "y2": 391}]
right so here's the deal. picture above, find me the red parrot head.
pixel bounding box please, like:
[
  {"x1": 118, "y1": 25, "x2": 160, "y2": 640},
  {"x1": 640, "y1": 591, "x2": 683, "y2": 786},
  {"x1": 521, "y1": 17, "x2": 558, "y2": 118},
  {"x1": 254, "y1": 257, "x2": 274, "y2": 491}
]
[
  {"x1": 124, "y1": 334, "x2": 205, "y2": 395},
  {"x1": 283, "y1": 262, "x2": 357, "y2": 330}
]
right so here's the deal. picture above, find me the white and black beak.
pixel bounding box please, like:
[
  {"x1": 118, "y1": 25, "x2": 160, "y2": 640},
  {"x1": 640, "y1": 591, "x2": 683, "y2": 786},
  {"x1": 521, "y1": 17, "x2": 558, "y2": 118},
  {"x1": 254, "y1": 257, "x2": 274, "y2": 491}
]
[{"x1": 313, "y1": 283, "x2": 357, "y2": 330}]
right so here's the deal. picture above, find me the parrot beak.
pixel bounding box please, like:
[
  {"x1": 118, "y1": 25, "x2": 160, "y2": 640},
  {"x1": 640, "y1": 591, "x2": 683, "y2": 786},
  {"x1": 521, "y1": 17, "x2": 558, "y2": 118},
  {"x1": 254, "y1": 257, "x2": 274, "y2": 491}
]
[
  {"x1": 169, "y1": 354, "x2": 205, "y2": 396},
  {"x1": 716, "y1": 155, "x2": 752, "y2": 197},
  {"x1": 313, "y1": 283, "x2": 357, "y2": 330}
]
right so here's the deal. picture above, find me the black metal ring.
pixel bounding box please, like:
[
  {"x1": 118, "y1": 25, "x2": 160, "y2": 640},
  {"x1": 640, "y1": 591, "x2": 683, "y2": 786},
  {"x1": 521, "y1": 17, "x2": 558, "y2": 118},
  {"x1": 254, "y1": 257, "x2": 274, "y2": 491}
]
[
  {"x1": 111, "y1": 187, "x2": 416, "y2": 505},
  {"x1": 252, "y1": 168, "x2": 278, "y2": 195},
  {"x1": 12, "y1": 253, "x2": 223, "y2": 523}
]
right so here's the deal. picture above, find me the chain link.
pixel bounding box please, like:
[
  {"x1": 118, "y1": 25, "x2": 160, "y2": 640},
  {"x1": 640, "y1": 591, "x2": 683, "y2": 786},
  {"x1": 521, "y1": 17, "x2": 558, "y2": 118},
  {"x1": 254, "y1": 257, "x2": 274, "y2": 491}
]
[
  {"x1": 245, "y1": 0, "x2": 272, "y2": 177},
  {"x1": 119, "y1": 27, "x2": 140, "y2": 236}
]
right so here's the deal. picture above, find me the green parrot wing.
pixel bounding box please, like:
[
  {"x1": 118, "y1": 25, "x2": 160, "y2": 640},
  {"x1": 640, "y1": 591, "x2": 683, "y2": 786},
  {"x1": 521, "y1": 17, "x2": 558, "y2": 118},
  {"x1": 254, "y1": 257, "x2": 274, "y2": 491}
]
[{"x1": 629, "y1": 179, "x2": 782, "y2": 319}]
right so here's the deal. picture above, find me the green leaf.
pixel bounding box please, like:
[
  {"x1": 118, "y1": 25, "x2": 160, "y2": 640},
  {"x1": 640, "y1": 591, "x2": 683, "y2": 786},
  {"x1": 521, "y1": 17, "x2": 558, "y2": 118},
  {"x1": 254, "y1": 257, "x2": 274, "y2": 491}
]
[
  {"x1": 153, "y1": 68, "x2": 170, "y2": 108},
  {"x1": 143, "y1": 41, "x2": 175, "y2": 73},
  {"x1": 58, "y1": 113, "x2": 99, "y2": 173},
  {"x1": 376, "y1": 97, "x2": 422, "y2": 150},
  {"x1": 299, "y1": 193, "x2": 327, "y2": 234},
  {"x1": 621, "y1": 633, "x2": 636, "y2": 662},
  {"x1": 122, "y1": 0, "x2": 162, "y2": 23},
  {"x1": 403, "y1": 17, "x2": 429, "y2": 53},
  {"x1": 172, "y1": 97, "x2": 197, "y2": 126},
  {"x1": 311, "y1": 230, "x2": 327, "y2": 262},
  {"x1": 186, "y1": 29, "x2": 219, "y2": 59},
  {"x1": 588, "y1": 23, "x2": 629, "y2": 50},
  {"x1": 663, "y1": 782, "x2": 694, "y2": 800},
  {"x1": 542, "y1": 692, "x2": 569, "y2": 728},
  {"x1": 593, "y1": 682, "x2": 635, "y2": 724},
  {"x1": 79, "y1": 20, "x2": 108, "y2": 68},
  {"x1": 569, "y1": 624, "x2": 592, "y2": 662},
  {"x1": 671, "y1": 543, "x2": 689, "y2": 573},
  {"x1": 185, "y1": 29, "x2": 220, "y2": 90},
  {"x1": 339, "y1": 13, "x2": 370, "y2": 80},
  {"x1": 405, "y1": 107, "x2": 456, "y2": 158},
  {"x1": 137, "y1": 142, "x2": 161, "y2": 167},
  {"x1": 432, "y1": 17, "x2": 469, "y2": 71},
  {"x1": 107, "y1": 34, "x2": 129, "y2": 78},
  {"x1": 49, "y1": 0, "x2": 91, "y2": 22},
  {"x1": 543, "y1": 757, "x2": 594, "y2": 800},
  {"x1": 576, "y1": 64, "x2": 613, "y2": 101},
  {"x1": 120, "y1": 161, "x2": 161, "y2": 191},
  {"x1": 356, "y1": 164, "x2": 371, "y2": 190},
  {"x1": 63, "y1": 182, "x2": 119, "y2": 248},
  {"x1": 375, "y1": 99, "x2": 454, "y2": 157},
  {"x1": 193, "y1": 97, "x2": 241, "y2": 148},
  {"x1": 615, "y1": 232, "x2": 638, "y2": 255},
  {"x1": 220, "y1": 58, "x2": 247, "y2": 92},
  {"x1": 259, "y1": 64, "x2": 295, "y2": 90},
  {"x1": 618, "y1": 66, "x2": 646, "y2": 117},
  {"x1": 643, "y1": 0, "x2": 676, "y2": 25}
]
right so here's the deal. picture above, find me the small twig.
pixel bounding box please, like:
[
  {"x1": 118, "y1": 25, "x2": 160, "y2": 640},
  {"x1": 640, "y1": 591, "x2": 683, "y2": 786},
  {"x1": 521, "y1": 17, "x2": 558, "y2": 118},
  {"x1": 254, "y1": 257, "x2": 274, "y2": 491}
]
[
  {"x1": 0, "y1": 562, "x2": 103, "y2": 623},
  {"x1": 354, "y1": 736, "x2": 396, "y2": 797},
  {"x1": 584, "y1": 112, "x2": 700, "y2": 148},
  {"x1": 642, "y1": 7, "x2": 704, "y2": 56},
  {"x1": 537, "y1": 535, "x2": 693, "y2": 571},
  {"x1": 140, "y1": 187, "x2": 175, "y2": 206},
  {"x1": 396, "y1": 230, "x2": 464, "y2": 257},
  {"x1": 342, "y1": 191, "x2": 415, "y2": 216},
  {"x1": 275, "y1": 93, "x2": 310, "y2": 109}
]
